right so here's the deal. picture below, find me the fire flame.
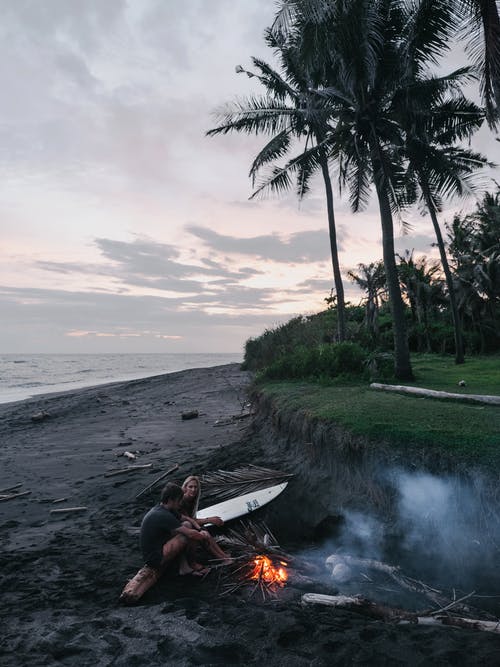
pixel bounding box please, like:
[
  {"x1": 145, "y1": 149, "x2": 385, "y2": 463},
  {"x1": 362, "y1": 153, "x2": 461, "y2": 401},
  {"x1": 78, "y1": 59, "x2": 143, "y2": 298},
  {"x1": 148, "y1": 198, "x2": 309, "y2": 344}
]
[{"x1": 249, "y1": 555, "x2": 288, "y2": 586}]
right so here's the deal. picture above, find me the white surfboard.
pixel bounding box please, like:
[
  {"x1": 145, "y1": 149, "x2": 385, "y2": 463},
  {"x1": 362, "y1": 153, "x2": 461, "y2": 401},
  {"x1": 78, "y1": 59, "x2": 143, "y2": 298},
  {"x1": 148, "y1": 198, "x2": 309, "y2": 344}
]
[{"x1": 196, "y1": 482, "x2": 288, "y2": 524}]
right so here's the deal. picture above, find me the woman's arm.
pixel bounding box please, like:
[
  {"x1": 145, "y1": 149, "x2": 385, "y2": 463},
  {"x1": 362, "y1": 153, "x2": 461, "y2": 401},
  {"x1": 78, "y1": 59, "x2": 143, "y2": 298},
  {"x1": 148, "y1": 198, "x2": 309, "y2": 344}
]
[{"x1": 198, "y1": 516, "x2": 224, "y2": 527}]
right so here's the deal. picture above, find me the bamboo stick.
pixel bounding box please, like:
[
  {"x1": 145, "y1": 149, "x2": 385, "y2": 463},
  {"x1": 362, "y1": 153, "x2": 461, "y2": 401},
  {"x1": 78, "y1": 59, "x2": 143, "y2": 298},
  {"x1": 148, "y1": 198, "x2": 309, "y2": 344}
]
[
  {"x1": 0, "y1": 490, "x2": 31, "y2": 502},
  {"x1": 135, "y1": 463, "x2": 179, "y2": 499},
  {"x1": 50, "y1": 507, "x2": 88, "y2": 514}
]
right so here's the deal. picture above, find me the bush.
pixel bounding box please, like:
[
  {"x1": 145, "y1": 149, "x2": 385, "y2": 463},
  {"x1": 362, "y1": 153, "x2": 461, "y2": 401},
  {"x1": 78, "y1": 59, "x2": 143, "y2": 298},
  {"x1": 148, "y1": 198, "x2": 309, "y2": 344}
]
[{"x1": 261, "y1": 342, "x2": 367, "y2": 381}]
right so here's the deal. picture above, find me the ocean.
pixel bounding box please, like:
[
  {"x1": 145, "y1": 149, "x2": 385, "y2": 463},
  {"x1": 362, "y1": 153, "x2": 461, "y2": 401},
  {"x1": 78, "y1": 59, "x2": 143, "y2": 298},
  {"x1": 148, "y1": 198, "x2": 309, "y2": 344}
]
[{"x1": 0, "y1": 353, "x2": 243, "y2": 404}]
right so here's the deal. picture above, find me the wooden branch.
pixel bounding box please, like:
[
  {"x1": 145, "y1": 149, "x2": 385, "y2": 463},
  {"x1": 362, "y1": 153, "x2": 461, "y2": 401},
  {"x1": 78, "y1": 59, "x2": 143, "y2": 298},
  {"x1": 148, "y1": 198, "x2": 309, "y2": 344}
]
[
  {"x1": 135, "y1": 463, "x2": 179, "y2": 499},
  {"x1": 105, "y1": 464, "x2": 152, "y2": 477},
  {"x1": 302, "y1": 594, "x2": 500, "y2": 633},
  {"x1": 50, "y1": 507, "x2": 88, "y2": 514},
  {"x1": 370, "y1": 383, "x2": 500, "y2": 406},
  {"x1": 0, "y1": 490, "x2": 31, "y2": 502},
  {"x1": 0, "y1": 483, "x2": 23, "y2": 494}
]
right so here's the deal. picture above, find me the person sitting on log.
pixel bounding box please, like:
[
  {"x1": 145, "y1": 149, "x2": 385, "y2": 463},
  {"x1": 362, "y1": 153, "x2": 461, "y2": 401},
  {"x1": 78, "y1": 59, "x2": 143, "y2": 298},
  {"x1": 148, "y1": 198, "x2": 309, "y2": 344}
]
[
  {"x1": 180, "y1": 475, "x2": 231, "y2": 564},
  {"x1": 140, "y1": 482, "x2": 212, "y2": 576}
]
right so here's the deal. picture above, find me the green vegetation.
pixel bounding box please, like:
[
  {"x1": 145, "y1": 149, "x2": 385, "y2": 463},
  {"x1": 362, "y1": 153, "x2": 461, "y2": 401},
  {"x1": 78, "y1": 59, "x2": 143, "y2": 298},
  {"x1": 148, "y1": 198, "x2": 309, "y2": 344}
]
[
  {"x1": 209, "y1": 0, "x2": 500, "y2": 380},
  {"x1": 259, "y1": 353, "x2": 500, "y2": 468}
]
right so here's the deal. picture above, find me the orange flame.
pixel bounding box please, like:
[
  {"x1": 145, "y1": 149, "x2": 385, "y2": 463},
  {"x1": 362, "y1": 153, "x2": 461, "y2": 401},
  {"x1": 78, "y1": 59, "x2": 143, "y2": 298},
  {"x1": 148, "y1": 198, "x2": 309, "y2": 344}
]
[{"x1": 249, "y1": 555, "x2": 288, "y2": 586}]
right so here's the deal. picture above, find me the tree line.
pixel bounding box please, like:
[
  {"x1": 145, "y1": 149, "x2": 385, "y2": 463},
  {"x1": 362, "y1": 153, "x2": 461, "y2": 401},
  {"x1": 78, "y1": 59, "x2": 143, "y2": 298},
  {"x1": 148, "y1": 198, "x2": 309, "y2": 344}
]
[{"x1": 208, "y1": 0, "x2": 500, "y2": 379}]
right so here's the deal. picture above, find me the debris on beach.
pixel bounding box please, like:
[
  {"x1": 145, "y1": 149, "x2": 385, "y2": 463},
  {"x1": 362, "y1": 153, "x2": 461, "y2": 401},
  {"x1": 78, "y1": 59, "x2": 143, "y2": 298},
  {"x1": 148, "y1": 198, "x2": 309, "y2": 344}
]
[
  {"x1": 122, "y1": 451, "x2": 137, "y2": 461},
  {"x1": 135, "y1": 463, "x2": 179, "y2": 499},
  {"x1": 31, "y1": 410, "x2": 51, "y2": 422},
  {"x1": 181, "y1": 410, "x2": 199, "y2": 420},
  {"x1": 49, "y1": 506, "x2": 88, "y2": 514},
  {"x1": 302, "y1": 593, "x2": 500, "y2": 634},
  {"x1": 0, "y1": 490, "x2": 31, "y2": 502}
]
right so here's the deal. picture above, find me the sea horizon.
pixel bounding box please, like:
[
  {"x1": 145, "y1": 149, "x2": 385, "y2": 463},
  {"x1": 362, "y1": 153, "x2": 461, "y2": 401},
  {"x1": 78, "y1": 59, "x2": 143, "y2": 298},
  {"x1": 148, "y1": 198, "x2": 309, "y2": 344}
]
[{"x1": 0, "y1": 352, "x2": 243, "y2": 405}]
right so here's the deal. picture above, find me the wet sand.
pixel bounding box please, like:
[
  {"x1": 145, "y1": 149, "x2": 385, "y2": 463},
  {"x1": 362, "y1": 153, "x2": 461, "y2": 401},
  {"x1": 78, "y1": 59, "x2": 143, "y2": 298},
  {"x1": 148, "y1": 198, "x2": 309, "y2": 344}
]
[{"x1": 1, "y1": 363, "x2": 500, "y2": 666}]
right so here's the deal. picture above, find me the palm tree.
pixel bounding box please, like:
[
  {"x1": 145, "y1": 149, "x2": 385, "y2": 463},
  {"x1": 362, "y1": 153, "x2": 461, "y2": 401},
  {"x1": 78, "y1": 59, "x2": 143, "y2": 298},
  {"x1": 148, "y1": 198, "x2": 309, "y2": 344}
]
[
  {"x1": 273, "y1": 0, "x2": 500, "y2": 126},
  {"x1": 348, "y1": 261, "x2": 387, "y2": 341},
  {"x1": 206, "y1": 32, "x2": 347, "y2": 341},
  {"x1": 394, "y1": 53, "x2": 490, "y2": 363},
  {"x1": 452, "y1": 0, "x2": 500, "y2": 126}
]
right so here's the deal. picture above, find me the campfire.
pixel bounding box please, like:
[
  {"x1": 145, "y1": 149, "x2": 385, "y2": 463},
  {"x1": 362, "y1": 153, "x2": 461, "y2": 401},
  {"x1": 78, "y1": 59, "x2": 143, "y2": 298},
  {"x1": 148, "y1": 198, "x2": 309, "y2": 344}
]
[
  {"x1": 217, "y1": 520, "x2": 301, "y2": 600},
  {"x1": 249, "y1": 555, "x2": 288, "y2": 588}
]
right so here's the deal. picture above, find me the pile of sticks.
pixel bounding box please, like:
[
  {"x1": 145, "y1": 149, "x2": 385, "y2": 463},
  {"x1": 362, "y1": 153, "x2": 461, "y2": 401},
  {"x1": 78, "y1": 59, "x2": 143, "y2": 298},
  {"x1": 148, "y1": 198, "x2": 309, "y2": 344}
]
[{"x1": 217, "y1": 520, "x2": 293, "y2": 600}]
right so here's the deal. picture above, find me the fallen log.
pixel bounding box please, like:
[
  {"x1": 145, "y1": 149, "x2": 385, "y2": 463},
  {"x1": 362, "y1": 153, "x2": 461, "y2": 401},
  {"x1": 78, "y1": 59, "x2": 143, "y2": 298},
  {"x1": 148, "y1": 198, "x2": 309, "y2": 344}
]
[
  {"x1": 370, "y1": 383, "x2": 500, "y2": 406},
  {"x1": 119, "y1": 564, "x2": 163, "y2": 605},
  {"x1": 0, "y1": 490, "x2": 31, "y2": 502},
  {"x1": 135, "y1": 463, "x2": 179, "y2": 499},
  {"x1": 105, "y1": 464, "x2": 152, "y2": 477},
  {"x1": 301, "y1": 594, "x2": 500, "y2": 634}
]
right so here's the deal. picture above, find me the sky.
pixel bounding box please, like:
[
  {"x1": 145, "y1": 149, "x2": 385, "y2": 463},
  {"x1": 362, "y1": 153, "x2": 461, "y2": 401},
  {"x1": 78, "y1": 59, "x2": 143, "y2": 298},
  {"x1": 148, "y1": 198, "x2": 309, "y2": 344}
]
[{"x1": 1, "y1": 0, "x2": 498, "y2": 354}]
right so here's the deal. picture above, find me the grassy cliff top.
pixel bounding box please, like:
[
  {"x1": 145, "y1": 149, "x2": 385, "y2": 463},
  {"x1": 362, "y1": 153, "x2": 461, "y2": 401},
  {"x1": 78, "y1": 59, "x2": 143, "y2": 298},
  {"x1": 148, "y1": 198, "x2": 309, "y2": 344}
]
[{"x1": 258, "y1": 354, "x2": 500, "y2": 469}]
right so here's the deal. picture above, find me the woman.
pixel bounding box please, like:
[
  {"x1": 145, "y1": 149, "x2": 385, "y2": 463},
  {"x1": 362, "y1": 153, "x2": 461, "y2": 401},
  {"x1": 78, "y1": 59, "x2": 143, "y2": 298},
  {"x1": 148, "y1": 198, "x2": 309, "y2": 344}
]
[{"x1": 180, "y1": 475, "x2": 230, "y2": 565}]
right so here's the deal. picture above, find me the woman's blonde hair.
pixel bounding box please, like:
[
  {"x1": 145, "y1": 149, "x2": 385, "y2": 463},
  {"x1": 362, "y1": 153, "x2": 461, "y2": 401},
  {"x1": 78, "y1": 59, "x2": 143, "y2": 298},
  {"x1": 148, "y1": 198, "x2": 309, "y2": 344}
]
[{"x1": 181, "y1": 475, "x2": 201, "y2": 517}]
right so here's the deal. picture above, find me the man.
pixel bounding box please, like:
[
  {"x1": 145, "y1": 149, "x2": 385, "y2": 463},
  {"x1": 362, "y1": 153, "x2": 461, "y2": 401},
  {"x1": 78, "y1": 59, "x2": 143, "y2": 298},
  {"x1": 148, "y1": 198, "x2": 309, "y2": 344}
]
[{"x1": 140, "y1": 482, "x2": 211, "y2": 574}]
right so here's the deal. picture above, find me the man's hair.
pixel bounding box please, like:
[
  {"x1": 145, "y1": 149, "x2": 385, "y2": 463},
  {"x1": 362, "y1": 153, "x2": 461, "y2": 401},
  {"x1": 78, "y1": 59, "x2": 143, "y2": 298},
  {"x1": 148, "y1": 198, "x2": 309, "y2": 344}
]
[{"x1": 160, "y1": 482, "x2": 184, "y2": 504}]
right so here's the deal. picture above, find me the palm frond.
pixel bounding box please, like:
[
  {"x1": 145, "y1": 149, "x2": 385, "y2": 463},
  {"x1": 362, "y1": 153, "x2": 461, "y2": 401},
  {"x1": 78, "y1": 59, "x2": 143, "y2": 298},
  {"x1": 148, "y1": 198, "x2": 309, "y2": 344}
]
[
  {"x1": 199, "y1": 465, "x2": 293, "y2": 507},
  {"x1": 249, "y1": 130, "x2": 293, "y2": 185},
  {"x1": 207, "y1": 96, "x2": 296, "y2": 137}
]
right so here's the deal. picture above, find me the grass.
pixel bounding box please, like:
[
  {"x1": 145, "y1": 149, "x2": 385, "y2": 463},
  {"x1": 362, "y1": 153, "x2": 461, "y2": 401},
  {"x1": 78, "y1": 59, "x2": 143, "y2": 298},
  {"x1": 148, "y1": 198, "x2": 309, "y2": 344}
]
[{"x1": 258, "y1": 353, "x2": 500, "y2": 469}]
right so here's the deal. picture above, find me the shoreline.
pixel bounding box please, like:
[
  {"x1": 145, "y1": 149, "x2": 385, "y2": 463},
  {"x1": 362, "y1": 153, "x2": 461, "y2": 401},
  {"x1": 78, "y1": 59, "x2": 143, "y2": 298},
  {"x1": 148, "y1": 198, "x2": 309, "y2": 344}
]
[
  {"x1": 0, "y1": 354, "x2": 243, "y2": 405},
  {"x1": 2, "y1": 363, "x2": 500, "y2": 666}
]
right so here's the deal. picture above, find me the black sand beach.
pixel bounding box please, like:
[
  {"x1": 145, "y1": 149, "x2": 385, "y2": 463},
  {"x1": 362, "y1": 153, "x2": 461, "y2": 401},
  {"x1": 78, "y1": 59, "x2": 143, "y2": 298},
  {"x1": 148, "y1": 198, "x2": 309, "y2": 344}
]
[{"x1": 1, "y1": 363, "x2": 500, "y2": 666}]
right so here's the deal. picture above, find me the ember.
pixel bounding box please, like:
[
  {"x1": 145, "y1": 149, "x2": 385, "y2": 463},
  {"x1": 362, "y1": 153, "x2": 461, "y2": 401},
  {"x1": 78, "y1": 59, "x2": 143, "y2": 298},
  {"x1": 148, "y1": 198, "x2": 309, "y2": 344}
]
[{"x1": 249, "y1": 555, "x2": 288, "y2": 586}]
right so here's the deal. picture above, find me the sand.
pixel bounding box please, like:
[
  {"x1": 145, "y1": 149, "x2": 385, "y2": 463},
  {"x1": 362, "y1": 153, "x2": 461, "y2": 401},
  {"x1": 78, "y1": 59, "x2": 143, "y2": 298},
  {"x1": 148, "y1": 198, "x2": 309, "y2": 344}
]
[{"x1": 1, "y1": 363, "x2": 500, "y2": 666}]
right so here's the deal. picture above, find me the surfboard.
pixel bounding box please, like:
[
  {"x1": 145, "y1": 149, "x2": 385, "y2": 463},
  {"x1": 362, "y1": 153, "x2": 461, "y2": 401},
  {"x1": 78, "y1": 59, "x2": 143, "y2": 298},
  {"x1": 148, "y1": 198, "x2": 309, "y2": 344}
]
[{"x1": 196, "y1": 482, "x2": 288, "y2": 523}]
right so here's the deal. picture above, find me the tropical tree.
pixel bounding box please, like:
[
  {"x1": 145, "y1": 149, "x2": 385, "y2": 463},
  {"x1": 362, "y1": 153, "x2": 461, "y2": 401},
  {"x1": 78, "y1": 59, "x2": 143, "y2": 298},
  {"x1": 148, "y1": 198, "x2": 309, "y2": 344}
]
[
  {"x1": 273, "y1": 0, "x2": 500, "y2": 126},
  {"x1": 393, "y1": 48, "x2": 490, "y2": 363},
  {"x1": 206, "y1": 31, "x2": 347, "y2": 341},
  {"x1": 348, "y1": 261, "x2": 387, "y2": 341}
]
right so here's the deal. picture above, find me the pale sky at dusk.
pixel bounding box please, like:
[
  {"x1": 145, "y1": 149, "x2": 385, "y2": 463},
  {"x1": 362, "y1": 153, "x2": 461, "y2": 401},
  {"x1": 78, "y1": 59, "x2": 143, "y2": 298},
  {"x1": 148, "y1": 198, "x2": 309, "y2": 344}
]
[{"x1": 1, "y1": 0, "x2": 498, "y2": 354}]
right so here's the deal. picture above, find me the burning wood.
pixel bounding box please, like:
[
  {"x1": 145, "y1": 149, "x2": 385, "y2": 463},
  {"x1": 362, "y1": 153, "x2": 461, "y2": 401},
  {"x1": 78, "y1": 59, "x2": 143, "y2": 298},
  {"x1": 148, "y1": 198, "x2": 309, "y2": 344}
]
[
  {"x1": 216, "y1": 520, "x2": 317, "y2": 600},
  {"x1": 249, "y1": 555, "x2": 288, "y2": 587}
]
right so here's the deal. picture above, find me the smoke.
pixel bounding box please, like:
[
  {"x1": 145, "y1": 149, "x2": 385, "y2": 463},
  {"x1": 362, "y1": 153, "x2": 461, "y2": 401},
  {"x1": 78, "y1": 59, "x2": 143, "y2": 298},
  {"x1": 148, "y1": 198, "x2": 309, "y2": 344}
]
[
  {"x1": 393, "y1": 470, "x2": 499, "y2": 587},
  {"x1": 312, "y1": 468, "x2": 500, "y2": 593}
]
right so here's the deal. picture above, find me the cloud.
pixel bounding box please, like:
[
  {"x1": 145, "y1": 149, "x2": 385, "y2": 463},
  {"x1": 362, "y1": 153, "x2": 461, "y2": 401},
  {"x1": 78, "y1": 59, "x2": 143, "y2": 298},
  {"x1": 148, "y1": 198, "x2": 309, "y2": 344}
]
[{"x1": 186, "y1": 226, "x2": 332, "y2": 262}]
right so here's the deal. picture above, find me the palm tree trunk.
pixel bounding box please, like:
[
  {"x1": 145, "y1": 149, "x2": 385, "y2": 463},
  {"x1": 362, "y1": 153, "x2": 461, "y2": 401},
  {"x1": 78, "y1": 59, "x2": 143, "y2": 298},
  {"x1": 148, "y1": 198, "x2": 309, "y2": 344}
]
[
  {"x1": 421, "y1": 183, "x2": 465, "y2": 364},
  {"x1": 318, "y1": 146, "x2": 346, "y2": 342},
  {"x1": 371, "y1": 171, "x2": 413, "y2": 379}
]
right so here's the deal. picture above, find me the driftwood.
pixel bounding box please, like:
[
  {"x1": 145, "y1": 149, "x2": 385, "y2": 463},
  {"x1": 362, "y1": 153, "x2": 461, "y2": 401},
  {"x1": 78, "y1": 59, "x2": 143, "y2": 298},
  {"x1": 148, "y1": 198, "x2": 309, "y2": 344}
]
[
  {"x1": 325, "y1": 554, "x2": 472, "y2": 614},
  {"x1": 105, "y1": 464, "x2": 152, "y2": 477},
  {"x1": 0, "y1": 490, "x2": 31, "y2": 502},
  {"x1": 51, "y1": 497, "x2": 68, "y2": 504},
  {"x1": 0, "y1": 483, "x2": 23, "y2": 494},
  {"x1": 120, "y1": 565, "x2": 163, "y2": 605},
  {"x1": 31, "y1": 410, "x2": 51, "y2": 422},
  {"x1": 370, "y1": 383, "x2": 500, "y2": 406},
  {"x1": 50, "y1": 506, "x2": 88, "y2": 514},
  {"x1": 181, "y1": 410, "x2": 199, "y2": 420},
  {"x1": 135, "y1": 463, "x2": 179, "y2": 499},
  {"x1": 301, "y1": 594, "x2": 500, "y2": 634}
]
